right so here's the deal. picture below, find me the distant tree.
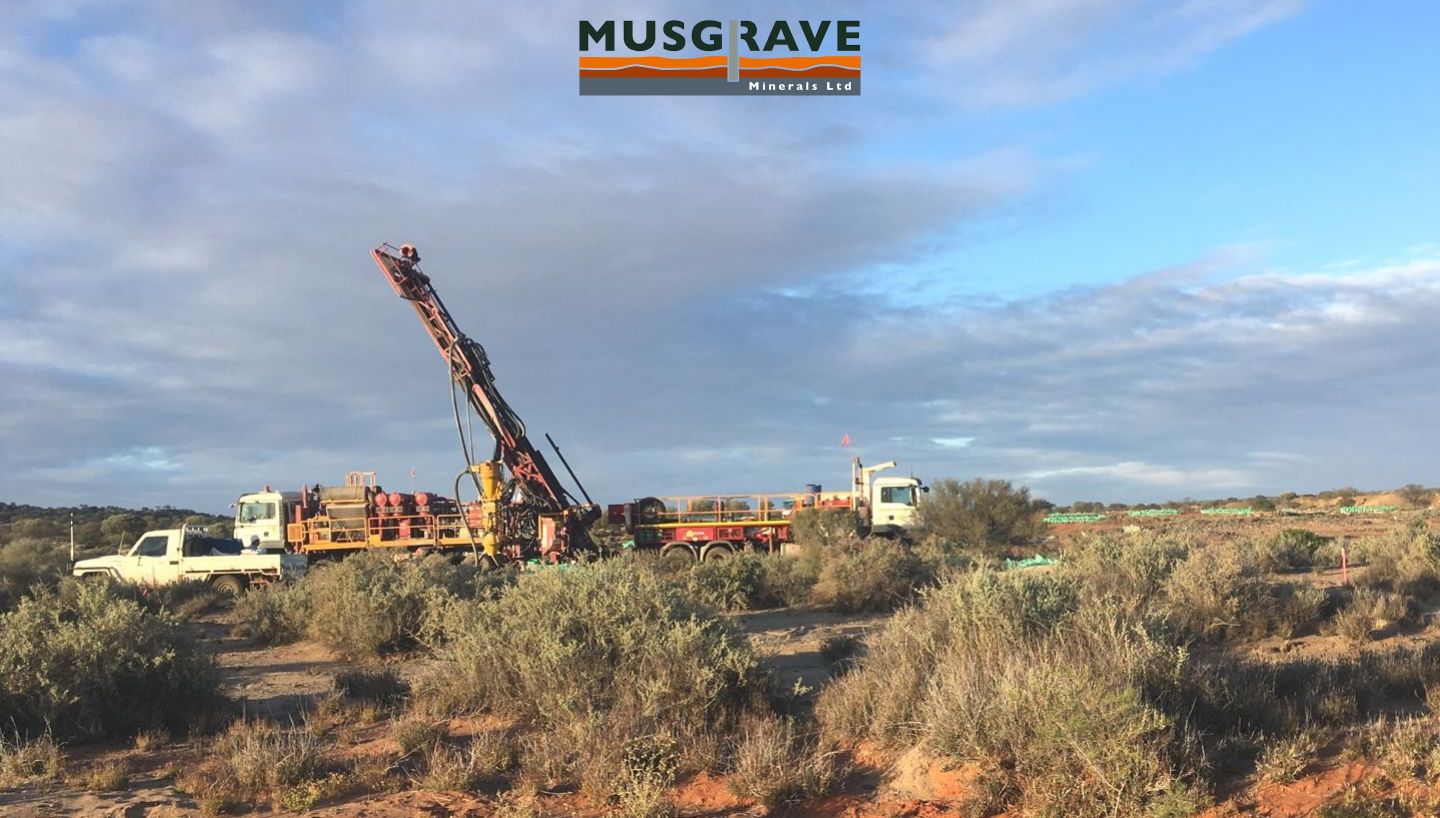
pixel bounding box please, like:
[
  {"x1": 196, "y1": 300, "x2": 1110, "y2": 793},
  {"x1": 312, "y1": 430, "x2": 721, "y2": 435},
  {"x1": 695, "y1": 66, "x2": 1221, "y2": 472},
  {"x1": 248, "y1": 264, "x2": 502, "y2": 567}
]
[
  {"x1": 1071, "y1": 501, "x2": 1104, "y2": 513},
  {"x1": 918, "y1": 478, "x2": 1044, "y2": 554},
  {"x1": 1400, "y1": 484, "x2": 1433, "y2": 508},
  {"x1": 100, "y1": 512, "x2": 143, "y2": 547},
  {"x1": 7, "y1": 518, "x2": 61, "y2": 541},
  {"x1": 1250, "y1": 495, "x2": 1276, "y2": 512}
]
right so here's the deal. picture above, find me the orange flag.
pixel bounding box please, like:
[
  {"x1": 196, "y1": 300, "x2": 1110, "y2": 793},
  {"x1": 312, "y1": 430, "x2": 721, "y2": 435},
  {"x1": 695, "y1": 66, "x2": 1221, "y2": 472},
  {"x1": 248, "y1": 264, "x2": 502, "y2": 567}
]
[{"x1": 840, "y1": 433, "x2": 851, "y2": 447}]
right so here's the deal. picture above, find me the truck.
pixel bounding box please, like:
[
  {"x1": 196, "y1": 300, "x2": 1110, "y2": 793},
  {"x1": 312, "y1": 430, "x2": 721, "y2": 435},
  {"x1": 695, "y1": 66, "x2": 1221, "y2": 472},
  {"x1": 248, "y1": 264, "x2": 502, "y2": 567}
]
[
  {"x1": 71, "y1": 525, "x2": 309, "y2": 593},
  {"x1": 608, "y1": 458, "x2": 926, "y2": 561},
  {"x1": 233, "y1": 244, "x2": 925, "y2": 565},
  {"x1": 235, "y1": 471, "x2": 500, "y2": 559}
]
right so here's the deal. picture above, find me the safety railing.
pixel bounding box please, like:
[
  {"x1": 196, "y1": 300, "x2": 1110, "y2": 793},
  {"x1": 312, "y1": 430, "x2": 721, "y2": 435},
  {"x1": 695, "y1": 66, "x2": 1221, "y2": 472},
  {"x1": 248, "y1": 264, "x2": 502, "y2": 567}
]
[{"x1": 636, "y1": 493, "x2": 856, "y2": 526}]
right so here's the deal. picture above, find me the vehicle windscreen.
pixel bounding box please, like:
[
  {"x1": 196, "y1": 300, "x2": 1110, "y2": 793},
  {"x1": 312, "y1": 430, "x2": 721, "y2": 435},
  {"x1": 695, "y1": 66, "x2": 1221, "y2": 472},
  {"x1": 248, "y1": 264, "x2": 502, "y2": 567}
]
[
  {"x1": 880, "y1": 485, "x2": 916, "y2": 505},
  {"x1": 237, "y1": 501, "x2": 277, "y2": 523}
]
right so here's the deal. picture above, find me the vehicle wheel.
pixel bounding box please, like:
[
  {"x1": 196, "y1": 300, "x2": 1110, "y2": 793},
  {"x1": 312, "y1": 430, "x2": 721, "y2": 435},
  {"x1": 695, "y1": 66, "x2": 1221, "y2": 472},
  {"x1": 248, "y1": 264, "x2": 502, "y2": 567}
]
[
  {"x1": 701, "y1": 542, "x2": 733, "y2": 561},
  {"x1": 211, "y1": 575, "x2": 247, "y2": 596},
  {"x1": 660, "y1": 541, "x2": 696, "y2": 567}
]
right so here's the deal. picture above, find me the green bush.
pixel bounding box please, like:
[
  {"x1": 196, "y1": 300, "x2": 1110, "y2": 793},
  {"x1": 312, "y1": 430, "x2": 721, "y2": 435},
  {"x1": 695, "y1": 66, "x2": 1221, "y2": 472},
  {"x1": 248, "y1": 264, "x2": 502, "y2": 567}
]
[
  {"x1": 917, "y1": 478, "x2": 1044, "y2": 554},
  {"x1": 413, "y1": 560, "x2": 766, "y2": 788},
  {"x1": 790, "y1": 508, "x2": 864, "y2": 547},
  {"x1": 236, "y1": 552, "x2": 506, "y2": 658},
  {"x1": 816, "y1": 571, "x2": 1197, "y2": 817},
  {"x1": 686, "y1": 552, "x2": 819, "y2": 611},
  {"x1": 0, "y1": 732, "x2": 63, "y2": 789},
  {"x1": 811, "y1": 538, "x2": 929, "y2": 613},
  {"x1": 1161, "y1": 545, "x2": 1309, "y2": 641},
  {"x1": 235, "y1": 579, "x2": 312, "y2": 644},
  {"x1": 1355, "y1": 523, "x2": 1440, "y2": 595},
  {"x1": 306, "y1": 553, "x2": 492, "y2": 658},
  {"x1": 0, "y1": 583, "x2": 219, "y2": 741},
  {"x1": 0, "y1": 538, "x2": 68, "y2": 611},
  {"x1": 1256, "y1": 529, "x2": 1330, "y2": 572},
  {"x1": 686, "y1": 553, "x2": 772, "y2": 611},
  {"x1": 1063, "y1": 529, "x2": 1191, "y2": 612}
]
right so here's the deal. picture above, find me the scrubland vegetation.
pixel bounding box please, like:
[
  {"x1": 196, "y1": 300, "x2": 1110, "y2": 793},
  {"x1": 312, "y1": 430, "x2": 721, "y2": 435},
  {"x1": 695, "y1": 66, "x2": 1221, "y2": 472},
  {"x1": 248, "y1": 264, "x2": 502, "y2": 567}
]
[{"x1": 3, "y1": 485, "x2": 1440, "y2": 816}]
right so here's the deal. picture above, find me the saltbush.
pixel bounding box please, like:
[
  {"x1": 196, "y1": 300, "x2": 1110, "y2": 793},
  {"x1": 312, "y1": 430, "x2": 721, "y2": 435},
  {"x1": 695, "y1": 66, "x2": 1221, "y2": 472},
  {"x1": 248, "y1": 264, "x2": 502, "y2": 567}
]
[
  {"x1": 414, "y1": 560, "x2": 767, "y2": 789},
  {"x1": 0, "y1": 583, "x2": 219, "y2": 741}
]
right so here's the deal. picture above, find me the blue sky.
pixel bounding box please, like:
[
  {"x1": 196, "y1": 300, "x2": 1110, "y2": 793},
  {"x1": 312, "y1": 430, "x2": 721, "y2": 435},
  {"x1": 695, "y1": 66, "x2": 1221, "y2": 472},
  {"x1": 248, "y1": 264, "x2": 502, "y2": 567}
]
[{"x1": 2, "y1": 1, "x2": 1438, "y2": 512}]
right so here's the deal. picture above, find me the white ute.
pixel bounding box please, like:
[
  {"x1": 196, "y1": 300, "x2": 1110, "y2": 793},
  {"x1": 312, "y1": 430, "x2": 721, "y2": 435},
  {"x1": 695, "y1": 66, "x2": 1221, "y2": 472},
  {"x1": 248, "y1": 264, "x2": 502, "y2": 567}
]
[{"x1": 72, "y1": 525, "x2": 308, "y2": 594}]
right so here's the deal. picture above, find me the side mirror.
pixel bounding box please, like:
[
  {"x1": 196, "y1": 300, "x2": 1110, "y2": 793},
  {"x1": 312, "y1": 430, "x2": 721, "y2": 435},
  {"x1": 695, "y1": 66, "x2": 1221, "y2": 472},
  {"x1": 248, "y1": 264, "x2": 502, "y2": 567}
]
[{"x1": 921, "y1": 485, "x2": 931, "y2": 494}]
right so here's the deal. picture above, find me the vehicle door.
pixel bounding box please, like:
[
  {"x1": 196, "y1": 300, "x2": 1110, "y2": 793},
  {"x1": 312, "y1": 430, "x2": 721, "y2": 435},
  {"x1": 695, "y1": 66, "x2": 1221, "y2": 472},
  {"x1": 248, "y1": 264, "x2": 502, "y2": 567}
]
[{"x1": 130, "y1": 533, "x2": 176, "y2": 584}]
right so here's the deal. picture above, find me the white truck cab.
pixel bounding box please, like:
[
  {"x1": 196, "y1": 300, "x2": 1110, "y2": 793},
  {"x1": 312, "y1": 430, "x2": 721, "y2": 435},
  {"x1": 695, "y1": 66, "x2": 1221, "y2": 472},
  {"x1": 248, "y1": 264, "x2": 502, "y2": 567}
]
[
  {"x1": 233, "y1": 488, "x2": 301, "y2": 552},
  {"x1": 854, "y1": 460, "x2": 926, "y2": 537},
  {"x1": 72, "y1": 525, "x2": 307, "y2": 593}
]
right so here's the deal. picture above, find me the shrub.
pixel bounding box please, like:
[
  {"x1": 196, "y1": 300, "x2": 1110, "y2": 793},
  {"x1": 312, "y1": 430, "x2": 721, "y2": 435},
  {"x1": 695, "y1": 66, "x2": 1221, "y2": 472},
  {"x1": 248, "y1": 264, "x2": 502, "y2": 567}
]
[
  {"x1": 392, "y1": 717, "x2": 448, "y2": 755},
  {"x1": 1063, "y1": 529, "x2": 1190, "y2": 613},
  {"x1": 811, "y1": 538, "x2": 929, "y2": 613},
  {"x1": 418, "y1": 740, "x2": 496, "y2": 793},
  {"x1": 790, "y1": 508, "x2": 864, "y2": 547},
  {"x1": 0, "y1": 538, "x2": 68, "y2": 611},
  {"x1": 305, "y1": 552, "x2": 492, "y2": 658},
  {"x1": 1399, "y1": 484, "x2": 1433, "y2": 508},
  {"x1": 614, "y1": 734, "x2": 680, "y2": 818},
  {"x1": 0, "y1": 732, "x2": 63, "y2": 789},
  {"x1": 104, "y1": 577, "x2": 222, "y2": 620},
  {"x1": 816, "y1": 571, "x2": 1198, "y2": 818},
  {"x1": 1330, "y1": 588, "x2": 1410, "y2": 645},
  {"x1": 1161, "y1": 546, "x2": 1320, "y2": 641},
  {"x1": 0, "y1": 583, "x2": 219, "y2": 741},
  {"x1": 1255, "y1": 729, "x2": 1321, "y2": 783},
  {"x1": 918, "y1": 478, "x2": 1044, "y2": 554},
  {"x1": 333, "y1": 667, "x2": 409, "y2": 705},
  {"x1": 413, "y1": 560, "x2": 766, "y2": 790},
  {"x1": 686, "y1": 553, "x2": 772, "y2": 611},
  {"x1": 184, "y1": 719, "x2": 323, "y2": 807},
  {"x1": 726, "y1": 715, "x2": 838, "y2": 808},
  {"x1": 1258, "y1": 529, "x2": 1331, "y2": 572},
  {"x1": 234, "y1": 579, "x2": 310, "y2": 644},
  {"x1": 1355, "y1": 525, "x2": 1440, "y2": 595},
  {"x1": 1363, "y1": 714, "x2": 1440, "y2": 784},
  {"x1": 237, "y1": 552, "x2": 505, "y2": 657},
  {"x1": 82, "y1": 760, "x2": 130, "y2": 792}
]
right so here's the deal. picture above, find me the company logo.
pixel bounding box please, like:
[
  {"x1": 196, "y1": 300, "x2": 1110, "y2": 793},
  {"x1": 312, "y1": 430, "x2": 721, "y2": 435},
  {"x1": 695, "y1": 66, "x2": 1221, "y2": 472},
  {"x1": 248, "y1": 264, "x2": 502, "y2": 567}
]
[{"x1": 579, "y1": 19, "x2": 860, "y2": 96}]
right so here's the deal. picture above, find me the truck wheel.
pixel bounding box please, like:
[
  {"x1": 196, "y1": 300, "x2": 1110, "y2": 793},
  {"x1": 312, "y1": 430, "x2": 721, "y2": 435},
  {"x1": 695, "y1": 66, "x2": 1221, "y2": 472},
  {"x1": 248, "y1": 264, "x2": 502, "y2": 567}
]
[
  {"x1": 211, "y1": 575, "x2": 247, "y2": 596},
  {"x1": 660, "y1": 541, "x2": 696, "y2": 567},
  {"x1": 701, "y1": 542, "x2": 734, "y2": 561}
]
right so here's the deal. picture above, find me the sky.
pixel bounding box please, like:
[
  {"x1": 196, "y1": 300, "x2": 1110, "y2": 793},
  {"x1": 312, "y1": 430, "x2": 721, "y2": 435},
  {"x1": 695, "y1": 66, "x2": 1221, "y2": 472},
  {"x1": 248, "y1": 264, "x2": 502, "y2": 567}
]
[{"x1": 2, "y1": 0, "x2": 1438, "y2": 513}]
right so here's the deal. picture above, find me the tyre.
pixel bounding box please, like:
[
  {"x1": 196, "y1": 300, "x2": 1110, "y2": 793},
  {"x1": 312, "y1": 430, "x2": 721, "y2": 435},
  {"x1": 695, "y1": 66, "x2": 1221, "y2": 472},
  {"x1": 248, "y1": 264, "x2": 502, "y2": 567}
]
[
  {"x1": 211, "y1": 575, "x2": 247, "y2": 596},
  {"x1": 701, "y1": 542, "x2": 734, "y2": 561},
  {"x1": 660, "y1": 541, "x2": 697, "y2": 566}
]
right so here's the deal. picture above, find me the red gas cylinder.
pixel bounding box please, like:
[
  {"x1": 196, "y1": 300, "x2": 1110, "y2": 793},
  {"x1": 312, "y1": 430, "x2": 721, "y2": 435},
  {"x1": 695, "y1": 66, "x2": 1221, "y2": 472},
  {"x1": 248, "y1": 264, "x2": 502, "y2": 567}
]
[
  {"x1": 414, "y1": 492, "x2": 432, "y2": 508},
  {"x1": 373, "y1": 492, "x2": 389, "y2": 508},
  {"x1": 388, "y1": 492, "x2": 406, "y2": 508}
]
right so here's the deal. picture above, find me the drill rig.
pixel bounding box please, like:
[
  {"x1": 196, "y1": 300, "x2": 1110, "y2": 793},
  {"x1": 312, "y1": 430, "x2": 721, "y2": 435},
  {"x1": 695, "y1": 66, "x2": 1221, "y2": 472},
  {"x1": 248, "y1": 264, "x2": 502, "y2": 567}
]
[{"x1": 371, "y1": 243, "x2": 600, "y2": 561}]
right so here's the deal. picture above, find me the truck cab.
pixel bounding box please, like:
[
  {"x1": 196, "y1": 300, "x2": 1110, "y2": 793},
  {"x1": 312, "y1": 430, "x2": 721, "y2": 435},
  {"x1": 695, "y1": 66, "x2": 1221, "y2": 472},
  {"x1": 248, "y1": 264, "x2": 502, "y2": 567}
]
[
  {"x1": 868, "y1": 475, "x2": 923, "y2": 536},
  {"x1": 853, "y1": 460, "x2": 925, "y2": 538},
  {"x1": 233, "y1": 488, "x2": 301, "y2": 552}
]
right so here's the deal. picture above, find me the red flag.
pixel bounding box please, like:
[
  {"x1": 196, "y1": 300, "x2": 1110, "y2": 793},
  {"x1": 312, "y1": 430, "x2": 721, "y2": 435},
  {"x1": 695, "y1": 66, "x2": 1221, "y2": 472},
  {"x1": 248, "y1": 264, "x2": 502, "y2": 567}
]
[{"x1": 840, "y1": 434, "x2": 851, "y2": 447}]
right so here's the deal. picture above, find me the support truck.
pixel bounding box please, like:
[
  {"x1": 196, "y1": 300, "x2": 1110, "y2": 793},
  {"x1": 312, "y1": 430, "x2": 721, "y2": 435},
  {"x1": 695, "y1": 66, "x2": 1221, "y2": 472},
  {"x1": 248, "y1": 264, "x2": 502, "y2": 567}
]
[{"x1": 71, "y1": 525, "x2": 308, "y2": 593}]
